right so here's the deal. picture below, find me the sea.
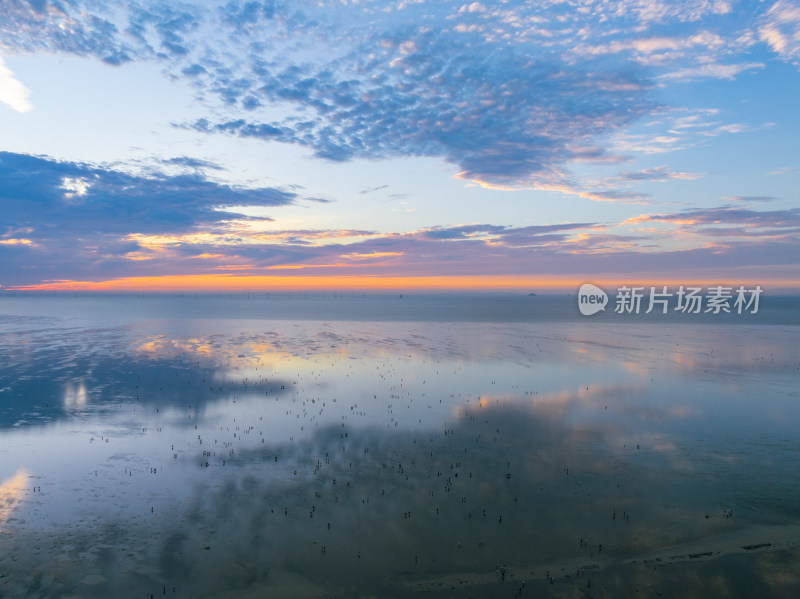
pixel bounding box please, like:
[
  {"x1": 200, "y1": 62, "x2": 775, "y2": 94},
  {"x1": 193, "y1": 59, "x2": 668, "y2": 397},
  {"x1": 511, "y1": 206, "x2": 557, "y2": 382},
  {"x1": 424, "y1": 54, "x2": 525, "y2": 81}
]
[{"x1": 1, "y1": 293, "x2": 798, "y2": 598}]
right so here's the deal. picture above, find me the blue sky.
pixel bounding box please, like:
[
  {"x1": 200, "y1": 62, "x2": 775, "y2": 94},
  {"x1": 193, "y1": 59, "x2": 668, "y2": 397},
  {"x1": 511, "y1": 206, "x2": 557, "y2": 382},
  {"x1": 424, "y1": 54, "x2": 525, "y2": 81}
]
[{"x1": 1, "y1": 0, "x2": 798, "y2": 291}]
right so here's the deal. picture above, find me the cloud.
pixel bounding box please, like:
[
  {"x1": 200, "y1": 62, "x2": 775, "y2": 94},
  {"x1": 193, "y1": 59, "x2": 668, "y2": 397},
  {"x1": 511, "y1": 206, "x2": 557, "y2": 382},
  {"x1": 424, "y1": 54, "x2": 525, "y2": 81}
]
[
  {"x1": 768, "y1": 166, "x2": 795, "y2": 175},
  {"x1": 3, "y1": 0, "x2": 789, "y2": 192},
  {"x1": 160, "y1": 156, "x2": 224, "y2": 171},
  {"x1": 125, "y1": 4, "x2": 203, "y2": 58},
  {"x1": 577, "y1": 31, "x2": 727, "y2": 59},
  {"x1": 759, "y1": 0, "x2": 800, "y2": 65},
  {"x1": 183, "y1": 35, "x2": 655, "y2": 187},
  {"x1": 512, "y1": 181, "x2": 652, "y2": 204},
  {"x1": 0, "y1": 152, "x2": 295, "y2": 234},
  {"x1": 617, "y1": 166, "x2": 701, "y2": 182},
  {"x1": 3, "y1": 187, "x2": 799, "y2": 289},
  {"x1": 0, "y1": 0, "x2": 136, "y2": 65},
  {"x1": 1, "y1": 1, "x2": 664, "y2": 188},
  {"x1": 724, "y1": 195, "x2": 778, "y2": 203},
  {"x1": 610, "y1": 0, "x2": 734, "y2": 23},
  {"x1": 0, "y1": 151, "x2": 301, "y2": 285},
  {"x1": 625, "y1": 205, "x2": 800, "y2": 229},
  {"x1": 419, "y1": 224, "x2": 507, "y2": 240},
  {"x1": 359, "y1": 184, "x2": 389, "y2": 195},
  {"x1": 609, "y1": 107, "x2": 751, "y2": 159},
  {"x1": 658, "y1": 61, "x2": 764, "y2": 82},
  {"x1": 0, "y1": 57, "x2": 33, "y2": 112},
  {"x1": 0, "y1": 2, "x2": 797, "y2": 290}
]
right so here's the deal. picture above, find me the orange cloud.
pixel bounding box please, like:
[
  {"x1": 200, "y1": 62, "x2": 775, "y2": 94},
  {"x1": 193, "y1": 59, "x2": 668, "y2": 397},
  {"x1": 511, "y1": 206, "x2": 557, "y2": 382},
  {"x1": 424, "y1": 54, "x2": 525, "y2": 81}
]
[
  {"x1": 339, "y1": 251, "x2": 404, "y2": 260},
  {"x1": 620, "y1": 214, "x2": 698, "y2": 226},
  {"x1": 213, "y1": 264, "x2": 257, "y2": 270},
  {"x1": 455, "y1": 173, "x2": 650, "y2": 204},
  {"x1": 262, "y1": 263, "x2": 358, "y2": 270}
]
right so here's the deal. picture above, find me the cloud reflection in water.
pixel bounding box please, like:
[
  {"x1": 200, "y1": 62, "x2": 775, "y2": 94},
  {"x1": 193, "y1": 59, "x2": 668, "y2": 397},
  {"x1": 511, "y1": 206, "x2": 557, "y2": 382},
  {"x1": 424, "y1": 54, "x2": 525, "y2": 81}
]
[{"x1": 0, "y1": 305, "x2": 799, "y2": 597}]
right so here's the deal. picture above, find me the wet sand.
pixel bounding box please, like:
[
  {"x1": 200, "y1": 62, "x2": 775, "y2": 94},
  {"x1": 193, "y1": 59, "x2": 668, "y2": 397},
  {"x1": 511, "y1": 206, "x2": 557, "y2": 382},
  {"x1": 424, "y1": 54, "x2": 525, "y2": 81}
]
[
  {"x1": 3, "y1": 490, "x2": 800, "y2": 598},
  {"x1": 408, "y1": 524, "x2": 800, "y2": 597},
  {"x1": 1, "y1": 299, "x2": 799, "y2": 598},
  {"x1": 3, "y1": 401, "x2": 800, "y2": 598}
]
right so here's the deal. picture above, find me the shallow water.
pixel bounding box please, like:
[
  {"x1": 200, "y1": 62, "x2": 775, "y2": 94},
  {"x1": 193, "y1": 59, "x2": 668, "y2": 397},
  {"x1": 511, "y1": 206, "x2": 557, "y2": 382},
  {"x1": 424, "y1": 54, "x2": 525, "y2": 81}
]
[{"x1": 1, "y1": 295, "x2": 799, "y2": 598}]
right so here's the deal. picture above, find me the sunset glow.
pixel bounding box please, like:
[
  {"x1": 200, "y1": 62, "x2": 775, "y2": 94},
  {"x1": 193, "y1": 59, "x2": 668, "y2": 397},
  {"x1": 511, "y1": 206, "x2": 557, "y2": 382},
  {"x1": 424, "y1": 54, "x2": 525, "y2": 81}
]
[
  {"x1": 0, "y1": 1, "x2": 798, "y2": 291},
  {"x1": 8, "y1": 273, "x2": 794, "y2": 294}
]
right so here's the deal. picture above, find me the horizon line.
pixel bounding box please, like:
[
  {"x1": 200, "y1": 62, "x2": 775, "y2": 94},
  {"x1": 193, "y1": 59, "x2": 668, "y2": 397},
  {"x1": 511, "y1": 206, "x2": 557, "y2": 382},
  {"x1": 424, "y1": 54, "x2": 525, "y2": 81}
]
[{"x1": 2, "y1": 274, "x2": 799, "y2": 294}]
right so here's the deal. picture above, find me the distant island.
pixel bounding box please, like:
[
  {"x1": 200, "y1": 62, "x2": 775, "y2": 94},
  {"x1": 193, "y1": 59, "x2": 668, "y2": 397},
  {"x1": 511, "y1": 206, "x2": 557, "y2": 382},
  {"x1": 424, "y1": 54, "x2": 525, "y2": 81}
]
[{"x1": 528, "y1": 293, "x2": 537, "y2": 296}]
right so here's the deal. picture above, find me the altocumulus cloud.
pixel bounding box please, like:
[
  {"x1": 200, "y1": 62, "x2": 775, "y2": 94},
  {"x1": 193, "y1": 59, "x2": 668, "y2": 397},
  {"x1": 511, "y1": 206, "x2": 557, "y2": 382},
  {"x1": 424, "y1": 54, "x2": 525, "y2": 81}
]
[
  {"x1": 0, "y1": 0, "x2": 795, "y2": 191},
  {"x1": 0, "y1": 0, "x2": 658, "y2": 188},
  {"x1": 187, "y1": 27, "x2": 655, "y2": 187}
]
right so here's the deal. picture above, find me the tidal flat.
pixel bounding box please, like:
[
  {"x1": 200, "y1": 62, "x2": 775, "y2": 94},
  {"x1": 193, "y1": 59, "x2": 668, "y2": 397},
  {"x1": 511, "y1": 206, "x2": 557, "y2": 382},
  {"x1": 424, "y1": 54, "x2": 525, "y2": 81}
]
[{"x1": 1, "y1": 295, "x2": 799, "y2": 598}]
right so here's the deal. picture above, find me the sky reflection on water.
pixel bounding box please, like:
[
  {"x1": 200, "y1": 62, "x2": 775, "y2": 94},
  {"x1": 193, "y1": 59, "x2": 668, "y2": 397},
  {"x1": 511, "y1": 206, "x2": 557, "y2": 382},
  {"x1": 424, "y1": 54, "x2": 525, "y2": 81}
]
[{"x1": 0, "y1": 296, "x2": 798, "y2": 597}]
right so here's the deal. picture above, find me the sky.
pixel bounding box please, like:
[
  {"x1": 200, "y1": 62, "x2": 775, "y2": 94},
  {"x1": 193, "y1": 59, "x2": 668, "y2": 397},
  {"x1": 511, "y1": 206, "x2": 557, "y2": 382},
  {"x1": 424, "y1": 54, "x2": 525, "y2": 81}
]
[{"x1": 0, "y1": 0, "x2": 799, "y2": 292}]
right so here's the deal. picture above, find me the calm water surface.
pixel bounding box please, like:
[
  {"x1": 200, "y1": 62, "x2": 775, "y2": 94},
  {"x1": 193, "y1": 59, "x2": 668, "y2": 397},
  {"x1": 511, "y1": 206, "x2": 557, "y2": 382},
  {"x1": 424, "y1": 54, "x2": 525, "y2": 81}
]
[{"x1": 0, "y1": 294, "x2": 798, "y2": 598}]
